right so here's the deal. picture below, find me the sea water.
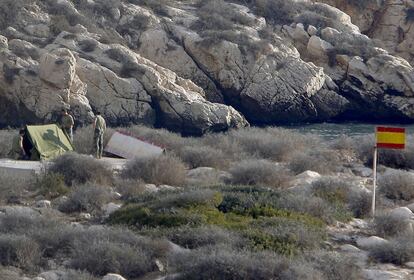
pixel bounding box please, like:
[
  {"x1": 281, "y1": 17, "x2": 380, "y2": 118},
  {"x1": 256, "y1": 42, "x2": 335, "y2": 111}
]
[{"x1": 285, "y1": 122, "x2": 414, "y2": 140}]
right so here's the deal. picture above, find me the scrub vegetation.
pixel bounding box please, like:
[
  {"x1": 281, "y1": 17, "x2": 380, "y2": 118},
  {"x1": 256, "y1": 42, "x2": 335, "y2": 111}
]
[{"x1": 0, "y1": 125, "x2": 412, "y2": 279}]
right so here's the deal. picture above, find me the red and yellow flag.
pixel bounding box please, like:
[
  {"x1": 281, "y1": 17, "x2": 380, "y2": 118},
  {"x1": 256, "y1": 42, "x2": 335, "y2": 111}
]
[{"x1": 376, "y1": 126, "x2": 405, "y2": 149}]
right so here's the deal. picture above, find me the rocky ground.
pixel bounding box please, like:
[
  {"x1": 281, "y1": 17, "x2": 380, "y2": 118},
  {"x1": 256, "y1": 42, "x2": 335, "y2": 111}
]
[
  {"x1": 1, "y1": 126, "x2": 414, "y2": 279},
  {"x1": 1, "y1": 0, "x2": 414, "y2": 134}
]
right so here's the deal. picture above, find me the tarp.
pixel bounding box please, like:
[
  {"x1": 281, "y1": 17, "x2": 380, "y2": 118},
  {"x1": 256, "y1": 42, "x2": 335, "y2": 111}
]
[
  {"x1": 104, "y1": 131, "x2": 164, "y2": 159},
  {"x1": 26, "y1": 124, "x2": 74, "y2": 160}
]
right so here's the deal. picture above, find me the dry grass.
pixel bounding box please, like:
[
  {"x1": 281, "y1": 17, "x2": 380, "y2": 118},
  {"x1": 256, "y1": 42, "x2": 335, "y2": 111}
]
[
  {"x1": 379, "y1": 170, "x2": 414, "y2": 201},
  {"x1": 48, "y1": 153, "x2": 113, "y2": 186},
  {"x1": 0, "y1": 129, "x2": 16, "y2": 158},
  {"x1": 229, "y1": 159, "x2": 292, "y2": 188},
  {"x1": 122, "y1": 154, "x2": 187, "y2": 186}
]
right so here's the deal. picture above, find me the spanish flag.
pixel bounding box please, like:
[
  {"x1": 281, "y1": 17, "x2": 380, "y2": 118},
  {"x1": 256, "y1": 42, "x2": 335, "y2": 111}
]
[{"x1": 376, "y1": 126, "x2": 405, "y2": 149}]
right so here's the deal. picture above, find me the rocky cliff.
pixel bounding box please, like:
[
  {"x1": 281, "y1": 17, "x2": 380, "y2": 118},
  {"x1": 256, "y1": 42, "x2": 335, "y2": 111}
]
[{"x1": 1, "y1": 0, "x2": 414, "y2": 134}]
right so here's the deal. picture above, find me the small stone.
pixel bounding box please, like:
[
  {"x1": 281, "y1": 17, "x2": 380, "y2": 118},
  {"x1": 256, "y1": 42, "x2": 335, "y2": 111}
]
[
  {"x1": 307, "y1": 25, "x2": 318, "y2": 36},
  {"x1": 102, "y1": 274, "x2": 127, "y2": 280},
  {"x1": 36, "y1": 200, "x2": 51, "y2": 208},
  {"x1": 0, "y1": 35, "x2": 8, "y2": 49},
  {"x1": 111, "y1": 192, "x2": 122, "y2": 200},
  {"x1": 155, "y1": 259, "x2": 165, "y2": 272},
  {"x1": 340, "y1": 244, "x2": 361, "y2": 252},
  {"x1": 144, "y1": 184, "x2": 158, "y2": 192},
  {"x1": 158, "y1": 185, "x2": 177, "y2": 191},
  {"x1": 102, "y1": 203, "x2": 121, "y2": 216},
  {"x1": 357, "y1": 236, "x2": 389, "y2": 250},
  {"x1": 79, "y1": 213, "x2": 91, "y2": 220}
]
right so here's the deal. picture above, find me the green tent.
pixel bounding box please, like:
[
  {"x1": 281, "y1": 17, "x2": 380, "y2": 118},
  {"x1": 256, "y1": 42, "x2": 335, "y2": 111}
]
[{"x1": 25, "y1": 124, "x2": 74, "y2": 160}]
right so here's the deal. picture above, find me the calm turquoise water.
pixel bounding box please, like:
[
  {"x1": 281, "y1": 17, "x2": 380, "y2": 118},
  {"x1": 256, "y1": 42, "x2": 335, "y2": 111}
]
[{"x1": 285, "y1": 123, "x2": 414, "y2": 140}]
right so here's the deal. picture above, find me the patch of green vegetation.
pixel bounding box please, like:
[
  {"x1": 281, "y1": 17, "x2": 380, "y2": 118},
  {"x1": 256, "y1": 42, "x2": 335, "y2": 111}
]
[
  {"x1": 245, "y1": 229, "x2": 299, "y2": 256},
  {"x1": 108, "y1": 205, "x2": 203, "y2": 228}
]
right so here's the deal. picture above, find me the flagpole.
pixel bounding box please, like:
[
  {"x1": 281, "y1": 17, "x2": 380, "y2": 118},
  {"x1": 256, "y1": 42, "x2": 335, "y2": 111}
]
[{"x1": 372, "y1": 145, "x2": 378, "y2": 217}]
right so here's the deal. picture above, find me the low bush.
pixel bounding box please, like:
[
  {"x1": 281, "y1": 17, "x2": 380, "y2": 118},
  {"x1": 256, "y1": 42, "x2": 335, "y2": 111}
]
[
  {"x1": 36, "y1": 172, "x2": 69, "y2": 199},
  {"x1": 170, "y1": 246, "x2": 320, "y2": 280},
  {"x1": 115, "y1": 178, "x2": 147, "y2": 200},
  {"x1": 229, "y1": 159, "x2": 292, "y2": 188},
  {"x1": 70, "y1": 240, "x2": 153, "y2": 277},
  {"x1": 379, "y1": 170, "x2": 414, "y2": 200},
  {"x1": 0, "y1": 234, "x2": 41, "y2": 271},
  {"x1": 277, "y1": 192, "x2": 352, "y2": 224},
  {"x1": 289, "y1": 149, "x2": 341, "y2": 174},
  {"x1": 347, "y1": 189, "x2": 371, "y2": 218},
  {"x1": 0, "y1": 129, "x2": 15, "y2": 157},
  {"x1": 49, "y1": 153, "x2": 113, "y2": 186},
  {"x1": 0, "y1": 169, "x2": 33, "y2": 203},
  {"x1": 311, "y1": 178, "x2": 371, "y2": 218},
  {"x1": 122, "y1": 154, "x2": 186, "y2": 186},
  {"x1": 166, "y1": 226, "x2": 244, "y2": 249},
  {"x1": 373, "y1": 212, "x2": 410, "y2": 238},
  {"x1": 369, "y1": 235, "x2": 414, "y2": 265},
  {"x1": 58, "y1": 184, "x2": 112, "y2": 214},
  {"x1": 306, "y1": 251, "x2": 361, "y2": 280},
  {"x1": 179, "y1": 145, "x2": 230, "y2": 169},
  {"x1": 246, "y1": 217, "x2": 326, "y2": 255},
  {"x1": 226, "y1": 127, "x2": 315, "y2": 161}
]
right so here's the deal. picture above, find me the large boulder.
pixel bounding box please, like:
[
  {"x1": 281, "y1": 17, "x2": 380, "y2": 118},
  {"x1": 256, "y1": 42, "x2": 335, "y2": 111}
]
[
  {"x1": 76, "y1": 58, "x2": 156, "y2": 126},
  {"x1": 39, "y1": 48, "x2": 76, "y2": 89},
  {"x1": 51, "y1": 33, "x2": 248, "y2": 134},
  {"x1": 180, "y1": 30, "x2": 348, "y2": 124},
  {"x1": 0, "y1": 46, "x2": 93, "y2": 126}
]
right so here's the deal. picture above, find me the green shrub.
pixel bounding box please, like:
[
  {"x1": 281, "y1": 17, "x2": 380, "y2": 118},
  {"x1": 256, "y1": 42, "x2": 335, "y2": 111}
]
[
  {"x1": 49, "y1": 153, "x2": 113, "y2": 186},
  {"x1": 108, "y1": 205, "x2": 201, "y2": 228},
  {"x1": 277, "y1": 192, "x2": 353, "y2": 224},
  {"x1": 246, "y1": 217, "x2": 326, "y2": 255},
  {"x1": 122, "y1": 154, "x2": 186, "y2": 186},
  {"x1": 166, "y1": 226, "x2": 244, "y2": 249}
]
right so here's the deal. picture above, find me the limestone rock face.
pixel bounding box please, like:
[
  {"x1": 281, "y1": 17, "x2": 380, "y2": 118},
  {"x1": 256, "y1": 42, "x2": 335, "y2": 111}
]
[
  {"x1": 179, "y1": 29, "x2": 348, "y2": 124},
  {"x1": 1, "y1": 0, "x2": 414, "y2": 132},
  {"x1": 39, "y1": 49, "x2": 76, "y2": 90},
  {"x1": 50, "y1": 33, "x2": 248, "y2": 134},
  {"x1": 322, "y1": 0, "x2": 414, "y2": 66},
  {"x1": 0, "y1": 45, "x2": 93, "y2": 127},
  {"x1": 76, "y1": 58, "x2": 156, "y2": 126}
]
